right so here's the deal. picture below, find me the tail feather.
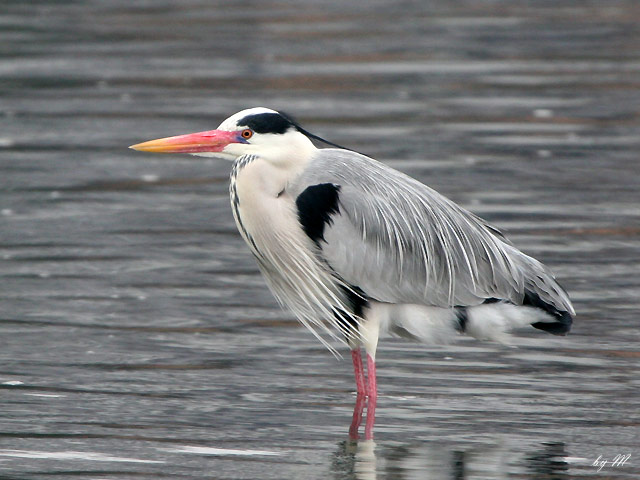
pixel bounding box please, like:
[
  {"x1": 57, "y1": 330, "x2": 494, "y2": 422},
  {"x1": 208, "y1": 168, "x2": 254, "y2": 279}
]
[
  {"x1": 523, "y1": 289, "x2": 573, "y2": 335},
  {"x1": 376, "y1": 289, "x2": 574, "y2": 346},
  {"x1": 465, "y1": 302, "x2": 554, "y2": 343}
]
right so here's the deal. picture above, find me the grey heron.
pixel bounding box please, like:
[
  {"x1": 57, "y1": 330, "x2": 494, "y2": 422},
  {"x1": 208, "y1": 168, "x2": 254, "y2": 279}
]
[{"x1": 131, "y1": 107, "x2": 574, "y2": 438}]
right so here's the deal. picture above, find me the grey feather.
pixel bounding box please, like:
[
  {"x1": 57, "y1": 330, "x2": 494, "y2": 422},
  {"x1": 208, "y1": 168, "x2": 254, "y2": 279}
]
[{"x1": 289, "y1": 149, "x2": 574, "y2": 315}]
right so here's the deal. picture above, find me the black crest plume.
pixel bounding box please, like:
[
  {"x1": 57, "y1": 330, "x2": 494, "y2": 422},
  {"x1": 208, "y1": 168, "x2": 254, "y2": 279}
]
[{"x1": 277, "y1": 111, "x2": 349, "y2": 150}]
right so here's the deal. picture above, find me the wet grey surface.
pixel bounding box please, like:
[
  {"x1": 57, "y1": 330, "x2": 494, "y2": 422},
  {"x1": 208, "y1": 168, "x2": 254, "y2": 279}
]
[{"x1": 1, "y1": 1, "x2": 640, "y2": 479}]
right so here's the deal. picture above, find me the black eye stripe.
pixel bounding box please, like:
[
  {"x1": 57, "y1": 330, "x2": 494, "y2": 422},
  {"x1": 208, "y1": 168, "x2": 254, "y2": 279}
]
[
  {"x1": 235, "y1": 110, "x2": 350, "y2": 150},
  {"x1": 236, "y1": 113, "x2": 292, "y2": 134}
]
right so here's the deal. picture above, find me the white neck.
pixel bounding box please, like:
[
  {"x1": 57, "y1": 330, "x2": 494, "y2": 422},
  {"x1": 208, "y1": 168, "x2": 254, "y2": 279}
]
[
  {"x1": 232, "y1": 131, "x2": 317, "y2": 196},
  {"x1": 241, "y1": 129, "x2": 316, "y2": 165}
]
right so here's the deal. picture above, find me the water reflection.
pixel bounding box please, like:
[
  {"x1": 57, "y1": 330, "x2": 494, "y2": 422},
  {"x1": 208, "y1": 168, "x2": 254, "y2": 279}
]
[
  {"x1": 331, "y1": 440, "x2": 377, "y2": 480},
  {"x1": 331, "y1": 439, "x2": 569, "y2": 480},
  {"x1": 525, "y1": 442, "x2": 569, "y2": 480}
]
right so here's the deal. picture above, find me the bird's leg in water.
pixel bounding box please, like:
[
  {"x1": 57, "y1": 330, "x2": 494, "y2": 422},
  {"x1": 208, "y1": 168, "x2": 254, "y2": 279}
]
[
  {"x1": 366, "y1": 353, "x2": 378, "y2": 399},
  {"x1": 348, "y1": 348, "x2": 367, "y2": 439},
  {"x1": 361, "y1": 309, "x2": 380, "y2": 439},
  {"x1": 360, "y1": 312, "x2": 380, "y2": 399},
  {"x1": 349, "y1": 390, "x2": 367, "y2": 439}
]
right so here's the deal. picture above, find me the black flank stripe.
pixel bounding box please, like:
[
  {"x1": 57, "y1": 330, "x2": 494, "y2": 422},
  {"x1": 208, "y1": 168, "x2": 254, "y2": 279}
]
[
  {"x1": 334, "y1": 285, "x2": 369, "y2": 337},
  {"x1": 455, "y1": 306, "x2": 468, "y2": 333},
  {"x1": 482, "y1": 297, "x2": 501, "y2": 304}
]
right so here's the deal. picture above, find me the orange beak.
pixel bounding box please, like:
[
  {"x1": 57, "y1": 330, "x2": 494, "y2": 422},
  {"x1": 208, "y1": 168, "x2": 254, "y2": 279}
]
[{"x1": 129, "y1": 129, "x2": 240, "y2": 154}]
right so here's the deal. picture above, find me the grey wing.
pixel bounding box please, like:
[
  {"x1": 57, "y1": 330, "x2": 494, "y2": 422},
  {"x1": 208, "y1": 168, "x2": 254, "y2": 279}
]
[{"x1": 291, "y1": 149, "x2": 574, "y2": 315}]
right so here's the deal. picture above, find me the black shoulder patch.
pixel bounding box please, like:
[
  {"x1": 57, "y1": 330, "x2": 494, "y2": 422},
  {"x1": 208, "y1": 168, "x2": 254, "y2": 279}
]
[
  {"x1": 296, "y1": 183, "x2": 341, "y2": 244},
  {"x1": 237, "y1": 113, "x2": 293, "y2": 134},
  {"x1": 525, "y1": 289, "x2": 573, "y2": 335}
]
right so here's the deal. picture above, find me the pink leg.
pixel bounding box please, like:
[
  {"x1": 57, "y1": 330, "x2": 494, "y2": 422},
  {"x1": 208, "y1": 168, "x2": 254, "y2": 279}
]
[
  {"x1": 348, "y1": 391, "x2": 366, "y2": 440},
  {"x1": 364, "y1": 353, "x2": 377, "y2": 440},
  {"x1": 349, "y1": 349, "x2": 367, "y2": 439},
  {"x1": 366, "y1": 353, "x2": 377, "y2": 400},
  {"x1": 349, "y1": 349, "x2": 379, "y2": 439},
  {"x1": 351, "y1": 348, "x2": 367, "y2": 396}
]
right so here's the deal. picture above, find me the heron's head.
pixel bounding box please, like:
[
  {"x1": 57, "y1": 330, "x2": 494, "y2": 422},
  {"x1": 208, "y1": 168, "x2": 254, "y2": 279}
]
[{"x1": 130, "y1": 107, "x2": 317, "y2": 165}]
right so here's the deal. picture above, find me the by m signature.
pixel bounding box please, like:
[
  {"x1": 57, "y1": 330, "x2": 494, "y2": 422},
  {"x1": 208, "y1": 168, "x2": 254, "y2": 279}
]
[{"x1": 592, "y1": 454, "x2": 630, "y2": 472}]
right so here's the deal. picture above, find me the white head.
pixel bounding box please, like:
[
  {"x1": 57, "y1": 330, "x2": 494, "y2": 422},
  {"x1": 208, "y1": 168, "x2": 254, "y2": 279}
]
[{"x1": 130, "y1": 107, "x2": 318, "y2": 166}]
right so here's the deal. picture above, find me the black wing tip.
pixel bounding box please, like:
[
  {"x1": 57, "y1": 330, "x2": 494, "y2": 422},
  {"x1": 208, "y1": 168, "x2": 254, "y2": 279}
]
[
  {"x1": 481, "y1": 293, "x2": 574, "y2": 335},
  {"x1": 531, "y1": 311, "x2": 573, "y2": 336},
  {"x1": 524, "y1": 290, "x2": 574, "y2": 336}
]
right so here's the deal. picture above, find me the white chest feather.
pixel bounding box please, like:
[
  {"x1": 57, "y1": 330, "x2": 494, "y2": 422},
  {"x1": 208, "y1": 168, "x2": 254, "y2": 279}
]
[
  {"x1": 229, "y1": 156, "x2": 359, "y2": 351},
  {"x1": 231, "y1": 157, "x2": 296, "y2": 257}
]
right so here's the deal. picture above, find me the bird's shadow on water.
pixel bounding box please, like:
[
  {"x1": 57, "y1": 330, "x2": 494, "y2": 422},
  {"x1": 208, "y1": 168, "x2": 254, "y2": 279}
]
[{"x1": 329, "y1": 438, "x2": 569, "y2": 480}]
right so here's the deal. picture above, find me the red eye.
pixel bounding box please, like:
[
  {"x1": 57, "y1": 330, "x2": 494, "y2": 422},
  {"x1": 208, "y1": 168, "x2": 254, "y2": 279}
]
[{"x1": 241, "y1": 129, "x2": 253, "y2": 139}]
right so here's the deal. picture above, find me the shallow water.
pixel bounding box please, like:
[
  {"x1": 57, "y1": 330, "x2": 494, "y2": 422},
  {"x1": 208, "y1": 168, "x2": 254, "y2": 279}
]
[{"x1": 2, "y1": 1, "x2": 640, "y2": 478}]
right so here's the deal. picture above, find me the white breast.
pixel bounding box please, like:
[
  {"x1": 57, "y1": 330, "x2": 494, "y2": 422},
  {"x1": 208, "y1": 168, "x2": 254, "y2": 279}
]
[{"x1": 230, "y1": 157, "x2": 360, "y2": 351}]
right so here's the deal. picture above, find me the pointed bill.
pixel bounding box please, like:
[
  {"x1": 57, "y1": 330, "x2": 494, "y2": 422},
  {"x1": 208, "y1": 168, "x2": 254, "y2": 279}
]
[{"x1": 129, "y1": 129, "x2": 239, "y2": 154}]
